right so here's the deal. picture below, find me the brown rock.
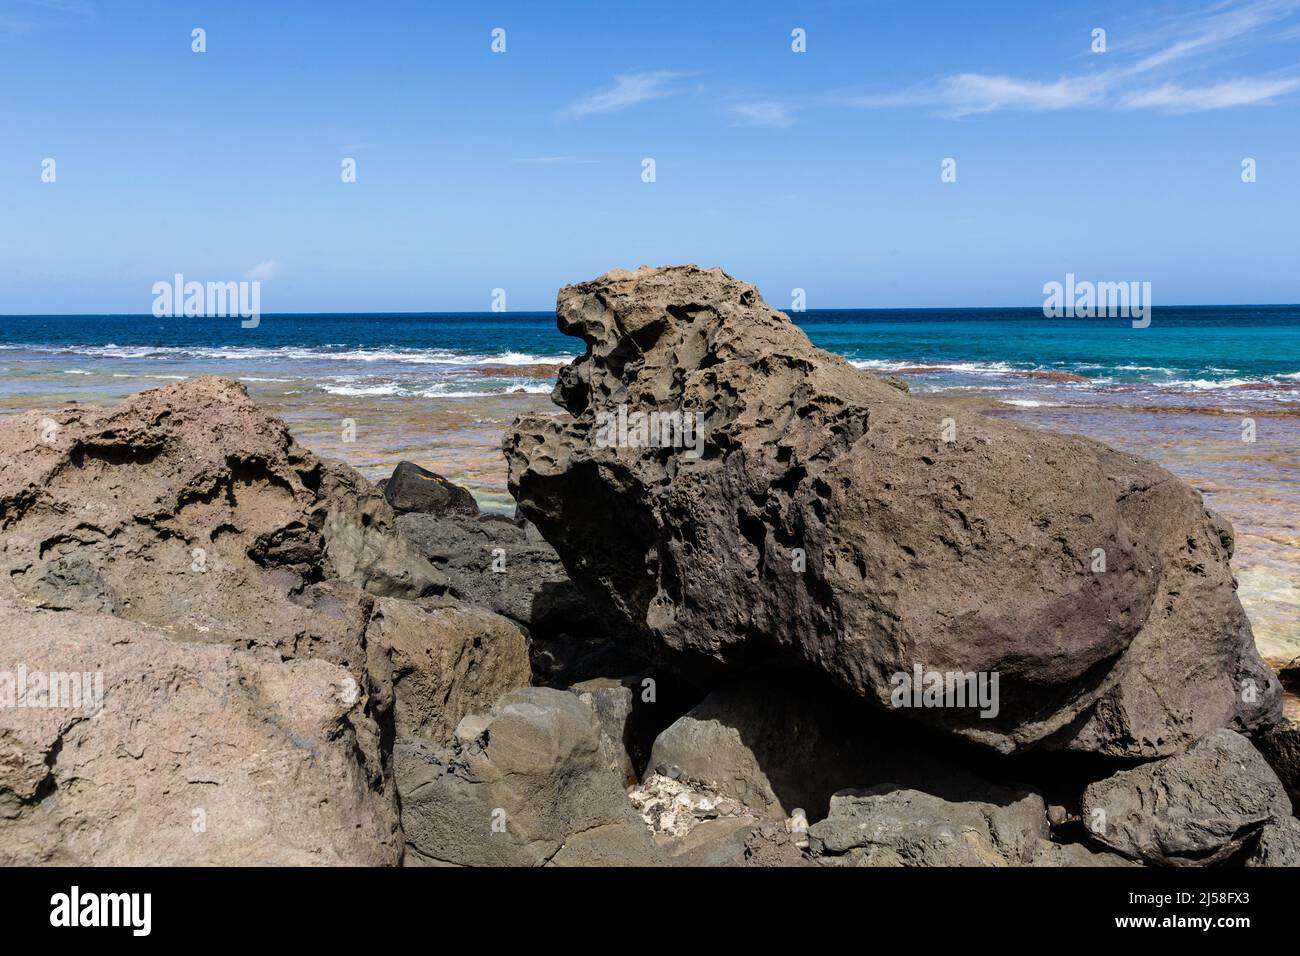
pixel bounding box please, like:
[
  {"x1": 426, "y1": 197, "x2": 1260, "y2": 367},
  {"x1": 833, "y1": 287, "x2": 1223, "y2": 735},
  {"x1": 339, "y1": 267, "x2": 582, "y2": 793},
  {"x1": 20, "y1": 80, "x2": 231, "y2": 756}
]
[
  {"x1": 0, "y1": 377, "x2": 444, "y2": 648},
  {"x1": 1081, "y1": 729, "x2": 1292, "y2": 866},
  {"x1": 505, "y1": 266, "x2": 1280, "y2": 757},
  {"x1": 395, "y1": 688, "x2": 658, "y2": 866},
  {"x1": 0, "y1": 603, "x2": 400, "y2": 865},
  {"x1": 365, "y1": 596, "x2": 530, "y2": 746}
]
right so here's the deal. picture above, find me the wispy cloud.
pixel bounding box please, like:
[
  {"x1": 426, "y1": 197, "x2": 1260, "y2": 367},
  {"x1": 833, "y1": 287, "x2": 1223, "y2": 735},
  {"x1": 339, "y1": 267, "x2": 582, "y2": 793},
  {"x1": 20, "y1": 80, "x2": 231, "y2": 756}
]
[
  {"x1": 730, "y1": 100, "x2": 797, "y2": 127},
  {"x1": 847, "y1": 0, "x2": 1300, "y2": 116},
  {"x1": 1122, "y1": 76, "x2": 1300, "y2": 109},
  {"x1": 849, "y1": 74, "x2": 1103, "y2": 114},
  {"x1": 1124, "y1": 0, "x2": 1298, "y2": 72},
  {"x1": 511, "y1": 156, "x2": 600, "y2": 165},
  {"x1": 1, "y1": 0, "x2": 93, "y2": 37},
  {"x1": 18, "y1": 0, "x2": 94, "y2": 13},
  {"x1": 562, "y1": 70, "x2": 685, "y2": 118},
  {"x1": 244, "y1": 260, "x2": 280, "y2": 281}
]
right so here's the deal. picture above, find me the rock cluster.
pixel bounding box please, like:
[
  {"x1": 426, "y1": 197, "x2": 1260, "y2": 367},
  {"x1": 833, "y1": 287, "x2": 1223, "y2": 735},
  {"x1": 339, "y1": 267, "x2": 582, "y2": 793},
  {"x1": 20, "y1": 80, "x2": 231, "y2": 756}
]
[
  {"x1": 0, "y1": 378, "x2": 528, "y2": 864},
  {"x1": 3, "y1": 266, "x2": 1297, "y2": 869}
]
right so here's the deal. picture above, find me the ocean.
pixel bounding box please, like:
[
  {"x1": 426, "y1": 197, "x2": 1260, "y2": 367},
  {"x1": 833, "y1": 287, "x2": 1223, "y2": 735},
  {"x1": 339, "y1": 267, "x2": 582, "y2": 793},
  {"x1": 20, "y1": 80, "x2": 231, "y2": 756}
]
[
  {"x1": 1, "y1": 306, "x2": 1296, "y2": 667},
  {"x1": 2, "y1": 306, "x2": 1298, "y2": 408}
]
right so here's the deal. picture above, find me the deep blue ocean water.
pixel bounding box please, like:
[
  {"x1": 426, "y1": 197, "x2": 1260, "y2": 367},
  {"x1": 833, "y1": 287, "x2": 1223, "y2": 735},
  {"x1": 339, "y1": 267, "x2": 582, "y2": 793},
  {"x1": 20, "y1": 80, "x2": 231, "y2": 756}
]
[{"x1": 1, "y1": 306, "x2": 1298, "y2": 410}]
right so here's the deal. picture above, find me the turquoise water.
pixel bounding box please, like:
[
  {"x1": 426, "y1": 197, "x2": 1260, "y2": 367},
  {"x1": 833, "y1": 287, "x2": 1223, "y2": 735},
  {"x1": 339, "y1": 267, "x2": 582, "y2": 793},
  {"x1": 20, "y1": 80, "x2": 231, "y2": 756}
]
[{"x1": 1, "y1": 306, "x2": 1297, "y2": 410}]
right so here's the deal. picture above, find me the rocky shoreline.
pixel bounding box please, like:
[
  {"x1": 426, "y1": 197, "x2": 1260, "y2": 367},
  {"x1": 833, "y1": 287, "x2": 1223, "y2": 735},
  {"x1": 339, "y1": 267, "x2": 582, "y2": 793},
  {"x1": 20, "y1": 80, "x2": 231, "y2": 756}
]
[{"x1": 1, "y1": 266, "x2": 1296, "y2": 867}]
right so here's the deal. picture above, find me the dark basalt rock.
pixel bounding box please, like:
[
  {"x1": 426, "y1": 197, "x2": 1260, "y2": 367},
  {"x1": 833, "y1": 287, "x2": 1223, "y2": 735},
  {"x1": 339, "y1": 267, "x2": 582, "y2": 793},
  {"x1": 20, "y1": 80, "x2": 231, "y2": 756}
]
[
  {"x1": 395, "y1": 510, "x2": 650, "y2": 685},
  {"x1": 504, "y1": 265, "x2": 1281, "y2": 758},
  {"x1": 1254, "y1": 723, "x2": 1300, "y2": 814},
  {"x1": 383, "y1": 460, "x2": 479, "y2": 516}
]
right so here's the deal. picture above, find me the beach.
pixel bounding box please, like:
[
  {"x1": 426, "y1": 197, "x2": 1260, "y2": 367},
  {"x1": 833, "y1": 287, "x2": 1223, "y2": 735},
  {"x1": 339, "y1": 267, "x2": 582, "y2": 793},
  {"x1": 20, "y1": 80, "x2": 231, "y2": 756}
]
[
  {"x1": 3, "y1": 270, "x2": 1297, "y2": 873},
  {"x1": 2, "y1": 306, "x2": 1296, "y2": 671}
]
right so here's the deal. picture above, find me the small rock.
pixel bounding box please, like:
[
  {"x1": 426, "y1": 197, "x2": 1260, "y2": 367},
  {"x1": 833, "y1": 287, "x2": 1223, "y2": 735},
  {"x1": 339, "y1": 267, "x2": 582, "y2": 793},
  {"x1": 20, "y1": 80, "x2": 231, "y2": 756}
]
[
  {"x1": 382, "y1": 460, "x2": 479, "y2": 516},
  {"x1": 366, "y1": 596, "x2": 530, "y2": 746},
  {"x1": 808, "y1": 782, "x2": 1050, "y2": 867}
]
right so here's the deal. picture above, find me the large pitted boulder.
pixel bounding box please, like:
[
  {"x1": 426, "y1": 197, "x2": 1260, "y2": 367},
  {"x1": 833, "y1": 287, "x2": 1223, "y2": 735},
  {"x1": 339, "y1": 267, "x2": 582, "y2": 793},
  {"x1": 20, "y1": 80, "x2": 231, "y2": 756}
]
[
  {"x1": 0, "y1": 603, "x2": 400, "y2": 865},
  {"x1": 504, "y1": 265, "x2": 1280, "y2": 757},
  {"x1": 1081, "y1": 729, "x2": 1296, "y2": 866},
  {"x1": 394, "y1": 688, "x2": 659, "y2": 866}
]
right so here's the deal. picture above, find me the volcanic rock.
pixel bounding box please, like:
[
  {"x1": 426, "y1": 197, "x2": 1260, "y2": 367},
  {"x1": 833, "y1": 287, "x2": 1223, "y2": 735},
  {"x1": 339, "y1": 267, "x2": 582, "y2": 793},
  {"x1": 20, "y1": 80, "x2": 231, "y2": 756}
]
[
  {"x1": 1255, "y1": 724, "x2": 1300, "y2": 814},
  {"x1": 394, "y1": 687, "x2": 658, "y2": 866},
  {"x1": 504, "y1": 265, "x2": 1280, "y2": 757},
  {"x1": 647, "y1": 671, "x2": 884, "y2": 820},
  {"x1": 1081, "y1": 729, "x2": 1292, "y2": 866},
  {"x1": 1279, "y1": 655, "x2": 1300, "y2": 691},
  {"x1": 1245, "y1": 816, "x2": 1300, "y2": 867},
  {"x1": 382, "y1": 460, "x2": 479, "y2": 516},
  {"x1": 0, "y1": 602, "x2": 400, "y2": 865},
  {"x1": 0, "y1": 378, "x2": 522, "y2": 864},
  {"x1": 0, "y1": 377, "x2": 444, "y2": 642},
  {"x1": 395, "y1": 510, "x2": 644, "y2": 683},
  {"x1": 569, "y1": 677, "x2": 637, "y2": 785},
  {"x1": 808, "y1": 781, "x2": 1050, "y2": 866},
  {"x1": 364, "y1": 596, "x2": 530, "y2": 746}
]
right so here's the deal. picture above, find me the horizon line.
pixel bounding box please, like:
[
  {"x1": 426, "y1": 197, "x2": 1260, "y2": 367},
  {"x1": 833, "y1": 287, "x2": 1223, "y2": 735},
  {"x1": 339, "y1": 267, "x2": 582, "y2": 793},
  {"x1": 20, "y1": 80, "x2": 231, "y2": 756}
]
[{"x1": 3, "y1": 302, "x2": 1300, "y2": 319}]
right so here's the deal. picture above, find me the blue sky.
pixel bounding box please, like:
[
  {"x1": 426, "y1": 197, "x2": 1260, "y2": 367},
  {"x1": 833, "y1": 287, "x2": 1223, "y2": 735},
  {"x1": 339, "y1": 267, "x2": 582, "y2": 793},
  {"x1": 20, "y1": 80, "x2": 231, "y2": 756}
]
[{"x1": 2, "y1": 0, "x2": 1299, "y2": 312}]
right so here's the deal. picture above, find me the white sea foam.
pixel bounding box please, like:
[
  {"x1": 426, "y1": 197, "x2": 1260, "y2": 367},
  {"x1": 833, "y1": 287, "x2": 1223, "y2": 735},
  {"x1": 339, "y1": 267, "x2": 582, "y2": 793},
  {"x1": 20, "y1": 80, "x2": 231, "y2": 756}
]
[
  {"x1": 1161, "y1": 378, "x2": 1257, "y2": 390},
  {"x1": 7, "y1": 342, "x2": 576, "y2": 367},
  {"x1": 319, "y1": 383, "x2": 403, "y2": 396},
  {"x1": 318, "y1": 380, "x2": 553, "y2": 397},
  {"x1": 848, "y1": 359, "x2": 1019, "y2": 374}
]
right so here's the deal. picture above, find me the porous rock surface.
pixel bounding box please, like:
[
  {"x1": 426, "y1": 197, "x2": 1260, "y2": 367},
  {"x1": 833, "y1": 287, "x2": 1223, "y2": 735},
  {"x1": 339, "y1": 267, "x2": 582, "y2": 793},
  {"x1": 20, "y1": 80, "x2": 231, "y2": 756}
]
[
  {"x1": 0, "y1": 378, "x2": 530, "y2": 864},
  {"x1": 0, "y1": 602, "x2": 400, "y2": 865},
  {"x1": 505, "y1": 265, "x2": 1281, "y2": 757},
  {"x1": 808, "y1": 781, "x2": 1051, "y2": 867}
]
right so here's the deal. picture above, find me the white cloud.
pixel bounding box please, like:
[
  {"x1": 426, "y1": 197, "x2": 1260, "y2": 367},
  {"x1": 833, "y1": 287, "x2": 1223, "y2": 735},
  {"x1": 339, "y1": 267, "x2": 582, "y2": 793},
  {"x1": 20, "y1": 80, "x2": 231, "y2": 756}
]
[
  {"x1": 730, "y1": 100, "x2": 797, "y2": 127},
  {"x1": 562, "y1": 70, "x2": 685, "y2": 117},
  {"x1": 851, "y1": 74, "x2": 1103, "y2": 116},
  {"x1": 244, "y1": 260, "x2": 280, "y2": 281},
  {"x1": 1123, "y1": 77, "x2": 1300, "y2": 109},
  {"x1": 1124, "y1": 0, "x2": 1300, "y2": 73},
  {"x1": 846, "y1": 0, "x2": 1300, "y2": 116}
]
